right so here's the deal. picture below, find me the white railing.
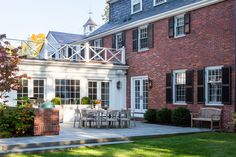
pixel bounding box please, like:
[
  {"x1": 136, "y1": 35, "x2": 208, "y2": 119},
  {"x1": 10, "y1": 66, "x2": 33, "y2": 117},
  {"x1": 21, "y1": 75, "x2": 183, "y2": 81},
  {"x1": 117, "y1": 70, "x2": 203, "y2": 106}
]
[{"x1": 0, "y1": 37, "x2": 126, "y2": 65}]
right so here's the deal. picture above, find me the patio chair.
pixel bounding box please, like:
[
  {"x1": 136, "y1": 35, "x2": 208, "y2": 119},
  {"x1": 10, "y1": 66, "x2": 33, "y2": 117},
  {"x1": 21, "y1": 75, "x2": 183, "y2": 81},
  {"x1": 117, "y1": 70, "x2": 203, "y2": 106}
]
[
  {"x1": 120, "y1": 110, "x2": 131, "y2": 128},
  {"x1": 73, "y1": 109, "x2": 81, "y2": 128},
  {"x1": 128, "y1": 108, "x2": 136, "y2": 127},
  {"x1": 104, "y1": 110, "x2": 119, "y2": 128},
  {"x1": 80, "y1": 110, "x2": 98, "y2": 128}
]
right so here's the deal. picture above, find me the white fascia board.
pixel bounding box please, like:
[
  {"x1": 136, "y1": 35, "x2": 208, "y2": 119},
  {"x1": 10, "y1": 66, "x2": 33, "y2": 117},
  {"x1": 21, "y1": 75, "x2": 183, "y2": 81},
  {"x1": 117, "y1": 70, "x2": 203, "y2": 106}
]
[
  {"x1": 19, "y1": 59, "x2": 129, "y2": 70},
  {"x1": 78, "y1": 0, "x2": 224, "y2": 44}
]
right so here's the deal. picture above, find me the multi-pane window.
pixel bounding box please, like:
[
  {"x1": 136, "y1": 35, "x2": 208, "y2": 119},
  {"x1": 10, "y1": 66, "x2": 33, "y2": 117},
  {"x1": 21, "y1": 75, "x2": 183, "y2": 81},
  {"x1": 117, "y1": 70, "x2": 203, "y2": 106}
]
[
  {"x1": 134, "y1": 80, "x2": 141, "y2": 109},
  {"x1": 101, "y1": 82, "x2": 110, "y2": 107},
  {"x1": 116, "y1": 33, "x2": 123, "y2": 49},
  {"x1": 174, "y1": 71, "x2": 186, "y2": 103},
  {"x1": 17, "y1": 80, "x2": 28, "y2": 98},
  {"x1": 175, "y1": 15, "x2": 185, "y2": 37},
  {"x1": 131, "y1": 0, "x2": 142, "y2": 14},
  {"x1": 139, "y1": 26, "x2": 148, "y2": 51},
  {"x1": 206, "y1": 67, "x2": 222, "y2": 104},
  {"x1": 55, "y1": 79, "x2": 80, "y2": 105},
  {"x1": 88, "y1": 81, "x2": 97, "y2": 102},
  {"x1": 154, "y1": 0, "x2": 167, "y2": 6},
  {"x1": 33, "y1": 80, "x2": 44, "y2": 99},
  {"x1": 143, "y1": 79, "x2": 148, "y2": 110}
]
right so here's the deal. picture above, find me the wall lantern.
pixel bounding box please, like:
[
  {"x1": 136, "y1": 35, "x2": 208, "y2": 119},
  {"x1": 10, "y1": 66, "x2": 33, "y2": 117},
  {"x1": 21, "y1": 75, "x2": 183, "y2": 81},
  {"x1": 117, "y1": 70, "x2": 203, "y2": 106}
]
[
  {"x1": 117, "y1": 81, "x2": 121, "y2": 89},
  {"x1": 148, "y1": 79, "x2": 153, "y2": 89}
]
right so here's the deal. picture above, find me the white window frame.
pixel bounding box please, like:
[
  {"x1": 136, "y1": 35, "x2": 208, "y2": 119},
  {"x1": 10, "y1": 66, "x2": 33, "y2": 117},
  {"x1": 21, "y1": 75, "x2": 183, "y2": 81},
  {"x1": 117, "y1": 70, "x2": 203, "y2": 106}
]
[
  {"x1": 205, "y1": 66, "x2": 223, "y2": 106},
  {"x1": 173, "y1": 70, "x2": 187, "y2": 105},
  {"x1": 138, "y1": 25, "x2": 149, "y2": 52},
  {"x1": 154, "y1": 0, "x2": 167, "y2": 6},
  {"x1": 116, "y1": 32, "x2": 123, "y2": 50},
  {"x1": 94, "y1": 39, "x2": 102, "y2": 48},
  {"x1": 33, "y1": 79, "x2": 45, "y2": 100},
  {"x1": 131, "y1": 0, "x2": 142, "y2": 14},
  {"x1": 174, "y1": 14, "x2": 185, "y2": 38}
]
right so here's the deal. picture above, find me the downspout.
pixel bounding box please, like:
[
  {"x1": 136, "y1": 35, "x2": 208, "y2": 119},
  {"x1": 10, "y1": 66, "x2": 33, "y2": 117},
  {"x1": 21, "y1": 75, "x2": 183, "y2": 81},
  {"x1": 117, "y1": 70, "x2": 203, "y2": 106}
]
[{"x1": 234, "y1": 0, "x2": 236, "y2": 112}]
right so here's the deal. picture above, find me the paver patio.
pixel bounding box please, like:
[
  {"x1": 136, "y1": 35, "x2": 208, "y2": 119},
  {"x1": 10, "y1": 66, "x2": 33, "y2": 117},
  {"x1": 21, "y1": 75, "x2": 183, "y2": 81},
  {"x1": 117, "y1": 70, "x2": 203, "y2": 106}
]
[{"x1": 0, "y1": 122, "x2": 210, "y2": 148}]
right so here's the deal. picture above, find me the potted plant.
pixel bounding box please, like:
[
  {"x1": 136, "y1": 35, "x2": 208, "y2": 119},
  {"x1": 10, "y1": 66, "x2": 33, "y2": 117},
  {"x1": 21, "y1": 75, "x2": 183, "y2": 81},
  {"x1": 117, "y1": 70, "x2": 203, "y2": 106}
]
[
  {"x1": 80, "y1": 97, "x2": 92, "y2": 109},
  {"x1": 51, "y1": 97, "x2": 63, "y2": 122},
  {"x1": 93, "y1": 99, "x2": 102, "y2": 109}
]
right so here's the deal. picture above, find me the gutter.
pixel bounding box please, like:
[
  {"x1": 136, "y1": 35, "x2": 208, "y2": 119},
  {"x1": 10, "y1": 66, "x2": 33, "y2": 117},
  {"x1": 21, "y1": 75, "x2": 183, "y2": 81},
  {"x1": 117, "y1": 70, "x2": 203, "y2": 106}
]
[{"x1": 77, "y1": 0, "x2": 224, "y2": 43}]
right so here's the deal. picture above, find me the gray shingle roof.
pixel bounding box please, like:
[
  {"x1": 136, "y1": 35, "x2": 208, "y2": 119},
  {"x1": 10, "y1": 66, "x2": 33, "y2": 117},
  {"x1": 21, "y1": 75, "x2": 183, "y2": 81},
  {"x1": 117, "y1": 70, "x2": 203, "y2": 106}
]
[
  {"x1": 88, "y1": 0, "x2": 202, "y2": 37},
  {"x1": 83, "y1": 17, "x2": 97, "y2": 27},
  {"x1": 49, "y1": 31, "x2": 86, "y2": 44}
]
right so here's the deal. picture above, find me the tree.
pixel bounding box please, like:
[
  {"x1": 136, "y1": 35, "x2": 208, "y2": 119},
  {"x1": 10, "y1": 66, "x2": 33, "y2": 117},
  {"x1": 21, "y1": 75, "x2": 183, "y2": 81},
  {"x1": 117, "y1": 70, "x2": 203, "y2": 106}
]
[
  {"x1": 0, "y1": 34, "x2": 27, "y2": 103},
  {"x1": 102, "y1": 0, "x2": 109, "y2": 22}
]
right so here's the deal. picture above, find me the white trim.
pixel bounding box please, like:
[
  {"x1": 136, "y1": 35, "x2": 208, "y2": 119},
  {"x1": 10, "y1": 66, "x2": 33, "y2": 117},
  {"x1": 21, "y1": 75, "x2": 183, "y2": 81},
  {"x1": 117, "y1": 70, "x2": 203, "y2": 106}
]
[
  {"x1": 76, "y1": 0, "x2": 224, "y2": 43},
  {"x1": 153, "y1": 0, "x2": 167, "y2": 6},
  {"x1": 138, "y1": 25, "x2": 149, "y2": 52},
  {"x1": 173, "y1": 69, "x2": 187, "y2": 105},
  {"x1": 205, "y1": 65, "x2": 224, "y2": 106},
  {"x1": 116, "y1": 32, "x2": 122, "y2": 50},
  {"x1": 174, "y1": 14, "x2": 185, "y2": 38},
  {"x1": 130, "y1": 75, "x2": 148, "y2": 114},
  {"x1": 131, "y1": 0, "x2": 143, "y2": 14}
]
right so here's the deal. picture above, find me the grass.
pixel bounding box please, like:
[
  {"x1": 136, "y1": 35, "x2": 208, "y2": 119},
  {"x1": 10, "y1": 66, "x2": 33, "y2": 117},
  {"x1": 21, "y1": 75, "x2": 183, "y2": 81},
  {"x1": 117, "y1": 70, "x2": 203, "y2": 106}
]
[{"x1": 6, "y1": 132, "x2": 236, "y2": 157}]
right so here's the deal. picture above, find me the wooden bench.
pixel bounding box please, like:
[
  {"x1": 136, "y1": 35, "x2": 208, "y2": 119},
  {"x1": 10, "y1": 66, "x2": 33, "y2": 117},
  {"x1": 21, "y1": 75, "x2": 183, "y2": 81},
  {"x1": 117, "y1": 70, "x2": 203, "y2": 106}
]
[{"x1": 191, "y1": 108, "x2": 222, "y2": 130}]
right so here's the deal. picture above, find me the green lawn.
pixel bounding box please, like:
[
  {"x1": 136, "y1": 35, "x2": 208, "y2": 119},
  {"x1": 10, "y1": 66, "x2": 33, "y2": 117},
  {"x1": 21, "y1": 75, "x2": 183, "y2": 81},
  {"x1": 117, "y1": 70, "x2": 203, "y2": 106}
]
[{"x1": 7, "y1": 133, "x2": 236, "y2": 157}]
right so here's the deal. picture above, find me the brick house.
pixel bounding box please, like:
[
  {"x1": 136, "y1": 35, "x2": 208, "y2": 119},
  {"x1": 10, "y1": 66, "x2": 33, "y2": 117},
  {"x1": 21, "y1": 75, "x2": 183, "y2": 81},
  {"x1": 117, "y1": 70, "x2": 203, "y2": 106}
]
[{"x1": 79, "y1": 0, "x2": 235, "y2": 128}]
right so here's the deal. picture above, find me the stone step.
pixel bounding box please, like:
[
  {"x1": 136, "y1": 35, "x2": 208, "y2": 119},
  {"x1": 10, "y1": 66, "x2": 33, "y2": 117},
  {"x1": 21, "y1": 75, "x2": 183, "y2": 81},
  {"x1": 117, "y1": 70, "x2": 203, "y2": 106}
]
[
  {"x1": 1, "y1": 137, "x2": 129, "y2": 151},
  {"x1": 0, "y1": 140, "x2": 133, "y2": 155}
]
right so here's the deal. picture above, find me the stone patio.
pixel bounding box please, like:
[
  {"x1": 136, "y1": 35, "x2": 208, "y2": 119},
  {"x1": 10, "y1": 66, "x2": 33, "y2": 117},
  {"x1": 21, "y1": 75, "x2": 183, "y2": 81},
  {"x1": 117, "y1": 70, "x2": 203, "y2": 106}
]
[{"x1": 0, "y1": 122, "x2": 210, "y2": 154}]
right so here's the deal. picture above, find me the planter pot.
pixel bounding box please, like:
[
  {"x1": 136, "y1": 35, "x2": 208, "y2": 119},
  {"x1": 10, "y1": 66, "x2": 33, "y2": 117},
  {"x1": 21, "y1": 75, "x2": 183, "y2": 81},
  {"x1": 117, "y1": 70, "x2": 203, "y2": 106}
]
[
  {"x1": 78, "y1": 104, "x2": 92, "y2": 109},
  {"x1": 95, "y1": 104, "x2": 102, "y2": 110}
]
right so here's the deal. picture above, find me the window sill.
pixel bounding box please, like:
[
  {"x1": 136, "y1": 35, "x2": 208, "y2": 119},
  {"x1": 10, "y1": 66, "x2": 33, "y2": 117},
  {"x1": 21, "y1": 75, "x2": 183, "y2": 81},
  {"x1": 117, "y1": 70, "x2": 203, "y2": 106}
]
[
  {"x1": 131, "y1": 10, "x2": 142, "y2": 15},
  {"x1": 205, "y1": 103, "x2": 224, "y2": 107},
  {"x1": 173, "y1": 103, "x2": 187, "y2": 106},
  {"x1": 154, "y1": 2, "x2": 166, "y2": 6},
  {"x1": 174, "y1": 34, "x2": 186, "y2": 39},
  {"x1": 138, "y1": 48, "x2": 149, "y2": 52}
]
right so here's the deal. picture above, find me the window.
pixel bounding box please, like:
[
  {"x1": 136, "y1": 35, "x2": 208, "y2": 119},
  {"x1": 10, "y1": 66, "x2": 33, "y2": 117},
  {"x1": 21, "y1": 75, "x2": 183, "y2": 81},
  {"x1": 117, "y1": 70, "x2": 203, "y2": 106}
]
[
  {"x1": 175, "y1": 15, "x2": 185, "y2": 37},
  {"x1": 101, "y1": 82, "x2": 110, "y2": 107},
  {"x1": 17, "y1": 79, "x2": 28, "y2": 98},
  {"x1": 131, "y1": 0, "x2": 142, "y2": 14},
  {"x1": 206, "y1": 67, "x2": 223, "y2": 105},
  {"x1": 173, "y1": 71, "x2": 186, "y2": 104},
  {"x1": 88, "y1": 81, "x2": 97, "y2": 102},
  {"x1": 154, "y1": 0, "x2": 167, "y2": 6},
  {"x1": 55, "y1": 79, "x2": 80, "y2": 105},
  {"x1": 116, "y1": 33, "x2": 123, "y2": 49},
  {"x1": 33, "y1": 80, "x2": 44, "y2": 99},
  {"x1": 138, "y1": 25, "x2": 148, "y2": 51}
]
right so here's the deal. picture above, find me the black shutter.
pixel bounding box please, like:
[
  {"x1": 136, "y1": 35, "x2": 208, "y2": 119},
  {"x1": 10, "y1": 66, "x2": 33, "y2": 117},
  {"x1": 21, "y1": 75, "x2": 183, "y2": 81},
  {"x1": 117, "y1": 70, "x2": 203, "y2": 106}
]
[
  {"x1": 185, "y1": 70, "x2": 194, "y2": 104},
  {"x1": 166, "y1": 73, "x2": 173, "y2": 104},
  {"x1": 132, "y1": 28, "x2": 138, "y2": 51},
  {"x1": 122, "y1": 31, "x2": 126, "y2": 47},
  {"x1": 222, "y1": 66, "x2": 231, "y2": 105},
  {"x1": 184, "y1": 12, "x2": 191, "y2": 34},
  {"x1": 112, "y1": 34, "x2": 116, "y2": 49},
  {"x1": 197, "y1": 69, "x2": 205, "y2": 104},
  {"x1": 89, "y1": 40, "x2": 94, "y2": 46},
  {"x1": 168, "y1": 17, "x2": 175, "y2": 38},
  {"x1": 100, "y1": 38, "x2": 104, "y2": 47},
  {"x1": 148, "y1": 23, "x2": 154, "y2": 48}
]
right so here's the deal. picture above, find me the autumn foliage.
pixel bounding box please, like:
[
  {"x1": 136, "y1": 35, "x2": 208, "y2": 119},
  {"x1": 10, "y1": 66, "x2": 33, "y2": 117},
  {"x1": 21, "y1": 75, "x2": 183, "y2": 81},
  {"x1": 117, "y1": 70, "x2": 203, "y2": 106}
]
[{"x1": 0, "y1": 34, "x2": 27, "y2": 102}]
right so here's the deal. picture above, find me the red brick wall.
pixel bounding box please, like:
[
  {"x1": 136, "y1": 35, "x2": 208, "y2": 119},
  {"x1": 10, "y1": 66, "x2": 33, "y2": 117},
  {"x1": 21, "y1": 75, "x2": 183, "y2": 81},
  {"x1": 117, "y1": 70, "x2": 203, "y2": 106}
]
[
  {"x1": 34, "y1": 109, "x2": 60, "y2": 136},
  {"x1": 99, "y1": 0, "x2": 235, "y2": 129}
]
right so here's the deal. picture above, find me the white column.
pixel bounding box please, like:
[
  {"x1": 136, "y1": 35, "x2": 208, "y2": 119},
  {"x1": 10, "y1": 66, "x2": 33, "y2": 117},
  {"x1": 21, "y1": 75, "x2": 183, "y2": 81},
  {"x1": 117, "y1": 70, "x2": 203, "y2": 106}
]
[
  {"x1": 80, "y1": 78, "x2": 88, "y2": 99},
  {"x1": 121, "y1": 46, "x2": 126, "y2": 64},
  {"x1": 85, "y1": 42, "x2": 90, "y2": 62}
]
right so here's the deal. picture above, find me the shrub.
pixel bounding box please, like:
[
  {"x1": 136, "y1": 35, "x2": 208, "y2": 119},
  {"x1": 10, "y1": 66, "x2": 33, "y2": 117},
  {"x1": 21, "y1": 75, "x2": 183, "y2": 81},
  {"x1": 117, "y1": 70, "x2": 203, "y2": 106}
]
[
  {"x1": 81, "y1": 97, "x2": 91, "y2": 105},
  {"x1": 144, "y1": 109, "x2": 157, "y2": 123},
  {"x1": 172, "y1": 107, "x2": 191, "y2": 126},
  {"x1": 0, "y1": 103, "x2": 34, "y2": 137},
  {"x1": 156, "y1": 108, "x2": 172, "y2": 124},
  {"x1": 51, "y1": 97, "x2": 61, "y2": 105},
  {"x1": 0, "y1": 131, "x2": 12, "y2": 138},
  {"x1": 233, "y1": 113, "x2": 236, "y2": 125}
]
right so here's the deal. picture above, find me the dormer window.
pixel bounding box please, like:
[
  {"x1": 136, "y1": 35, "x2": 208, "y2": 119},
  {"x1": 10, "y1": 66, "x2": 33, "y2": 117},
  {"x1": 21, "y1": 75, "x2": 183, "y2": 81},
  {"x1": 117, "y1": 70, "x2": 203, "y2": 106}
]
[
  {"x1": 131, "y1": 0, "x2": 142, "y2": 14},
  {"x1": 154, "y1": 0, "x2": 167, "y2": 6}
]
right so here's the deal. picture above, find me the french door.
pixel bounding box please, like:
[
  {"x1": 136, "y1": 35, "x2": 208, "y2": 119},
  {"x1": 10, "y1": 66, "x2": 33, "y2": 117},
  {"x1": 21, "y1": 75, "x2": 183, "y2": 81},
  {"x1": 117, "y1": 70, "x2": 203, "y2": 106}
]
[{"x1": 132, "y1": 77, "x2": 149, "y2": 114}]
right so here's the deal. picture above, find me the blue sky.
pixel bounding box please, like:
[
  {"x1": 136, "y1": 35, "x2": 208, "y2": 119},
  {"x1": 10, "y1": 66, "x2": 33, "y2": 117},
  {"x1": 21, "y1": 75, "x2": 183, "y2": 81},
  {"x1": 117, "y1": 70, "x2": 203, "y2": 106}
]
[{"x1": 0, "y1": 0, "x2": 106, "y2": 39}]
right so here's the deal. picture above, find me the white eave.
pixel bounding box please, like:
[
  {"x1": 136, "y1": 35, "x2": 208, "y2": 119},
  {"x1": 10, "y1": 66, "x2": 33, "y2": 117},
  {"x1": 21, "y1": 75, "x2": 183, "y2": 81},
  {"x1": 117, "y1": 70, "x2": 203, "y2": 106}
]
[
  {"x1": 19, "y1": 59, "x2": 129, "y2": 70},
  {"x1": 77, "y1": 0, "x2": 224, "y2": 44}
]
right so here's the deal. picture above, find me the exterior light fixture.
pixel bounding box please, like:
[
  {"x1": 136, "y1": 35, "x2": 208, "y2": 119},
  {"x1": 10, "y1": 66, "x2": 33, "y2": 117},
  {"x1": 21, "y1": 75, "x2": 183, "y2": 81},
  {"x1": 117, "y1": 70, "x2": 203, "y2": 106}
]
[{"x1": 148, "y1": 78, "x2": 153, "y2": 89}]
